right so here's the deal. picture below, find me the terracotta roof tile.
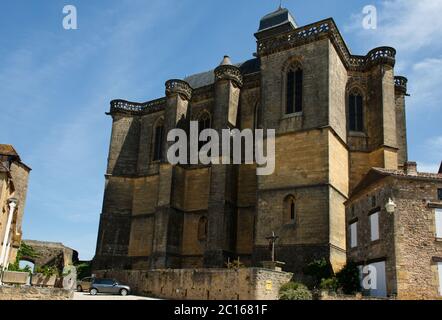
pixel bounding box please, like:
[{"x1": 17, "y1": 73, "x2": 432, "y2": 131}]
[
  {"x1": 372, "y1": 167, "x2": 442, "y2": 180},
  {"x1": 0, "y1": 144, "x2": 18, "y2": 157}
]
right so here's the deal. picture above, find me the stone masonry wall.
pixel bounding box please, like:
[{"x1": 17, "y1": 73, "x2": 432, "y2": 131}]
[
  {"x1": 95, "y1": 268, "x2": 292, "y2": 300},
  {"x1": 0, "y1": 287, "x2": 73, "y2": 300}
]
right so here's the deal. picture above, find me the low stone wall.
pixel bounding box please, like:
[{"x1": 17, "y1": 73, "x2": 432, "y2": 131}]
[
  {"x1": 316, "y1": 291, "x2": 393, "y2": 300},
  {"x1": 0, "y1": 286, "x2": 74, "y2": 300},
  {"x1": 95, "y1": 268, "x2": 292, "y2": 300},
  {"x1": 2, "y1": 271, "x2": 29, "y2": 285}
]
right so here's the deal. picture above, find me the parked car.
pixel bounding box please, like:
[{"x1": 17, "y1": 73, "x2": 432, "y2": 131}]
[
  {"x1": 77, "y1": 277, "x2": 94, "y2": 292},
  {"x1": 89, "y1": 278, "x2": 131, "y2": 296}
]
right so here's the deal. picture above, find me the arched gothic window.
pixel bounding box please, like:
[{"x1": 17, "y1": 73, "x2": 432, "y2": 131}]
[
  {"x1": 286, "y1": 67, "x2": 303, "y2": 114},
  {"x1": 198, "y1": 112, "x2": 211, "y2": 152},
  {"x1": 153, "y1": 118, "x2": 164, "y2": 161},
  {"x1": 198, "y1": 216, "x2": 208, "y2": 241},
  {"x1": 284, "y1": 195, "x2": 296, "y2": 224},
  {"x1": 349, "y1": 92, "x2": 364, "y2": 132}
]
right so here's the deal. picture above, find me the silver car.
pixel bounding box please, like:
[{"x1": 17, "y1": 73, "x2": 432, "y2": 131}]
[{"x1": 89, "y1": 278, "x2": 131, "y2": 296}]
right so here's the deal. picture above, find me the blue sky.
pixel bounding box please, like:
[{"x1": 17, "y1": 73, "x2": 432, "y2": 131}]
[{"x1": 0, "y1": 0, "x2": 441, "y2": 260}]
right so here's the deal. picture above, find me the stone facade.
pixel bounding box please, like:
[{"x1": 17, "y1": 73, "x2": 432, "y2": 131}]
[
  {"x1": 346, "y1": 164, "x2": 442, "y2": 299},
  {"x1": 95, "y1": 268, "x2": 292, "y2": 300},
  {"x1": 0, "y1": 144, "x2": 30, "y2": 268},
  {"x1": 93, "y1": 8, "x2": 409, "y2": 277}
]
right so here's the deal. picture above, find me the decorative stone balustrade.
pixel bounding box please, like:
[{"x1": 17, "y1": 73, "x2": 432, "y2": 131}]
[
  {"x1": 366, "y1": 46, "x2": 396, "y2": 67},
  {"x1": 110, "y1": 98, "x2": 166, "y2": 115},
  {"x1": 165, "y1": 79, "x2": 193, "y2": 100},
  {"x1": 214, "y1": 64, "x2": 244, "y2": 87},
  {"x1": 394, "y1": 76, "x2": 408, "y2": 94},
  {"x1": 257, "y1": 18, "x2": 396, "y2": 71}
]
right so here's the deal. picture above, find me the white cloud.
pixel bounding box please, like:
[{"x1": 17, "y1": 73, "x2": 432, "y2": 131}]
[
  {"x1": 376, "y1": 0, "x2": 442, "y2": 52},
  {"x1": 407, "y1": 56, "x2": 442, "y2": 110},
  {"x1": 427, "y1": 136, "x2": 442, "y2": 155},
  {"x1": 417, "y1": 162, "x2": 439, "y2": 174},
  {"x1": 345, "y1": 0, "x2": 442, "y2": 53}
]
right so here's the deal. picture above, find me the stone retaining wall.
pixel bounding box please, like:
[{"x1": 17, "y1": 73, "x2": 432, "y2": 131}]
[
  {"x1": 95, "y1": 268, "x2": 292, "y2": 300},
  {"x1": 0, "y1": 286, "x2": 73, "y2": 300}
]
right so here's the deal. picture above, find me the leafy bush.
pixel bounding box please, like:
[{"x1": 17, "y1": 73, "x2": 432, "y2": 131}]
[
  {"x1": 303, "y1": 258, "x2": 334, "y2": 288},
  {"x1": 75, "y1": 262, "x2": 92, "y2": 279},
  {"x1": 16, "y1": 243, "x2": 38, "y2": 260},
  {"x1": 7, "y1": 262, "x2": 32, "y2": 273},
  {"x1": 319, "y1": 277, "x2": 339, "y2": 291},
  {"x1": 279, "y1": 282, "x2": 313, "y2": 300},
  {"x1": 35, "y1": 266, "x2": 59, "y2": 277},
  {"x1": 7, "y1": 243, "x2": 38, "y2": 274},
  {"x1": 335, "y1": 261, "x2": 361, "y2": 294}
]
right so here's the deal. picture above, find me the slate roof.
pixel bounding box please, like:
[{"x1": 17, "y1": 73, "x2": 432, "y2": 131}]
[
  {"x1": 258, "y1": 7, "x2": 297, "y2": 32},
  {"x1": 184, "y1": 58, "x2": 260, "y2": 89}
]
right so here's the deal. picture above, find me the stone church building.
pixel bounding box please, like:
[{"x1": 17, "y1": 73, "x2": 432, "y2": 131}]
[{"x1": 93, "y1": 8, "x2": 410, "y2": 276}]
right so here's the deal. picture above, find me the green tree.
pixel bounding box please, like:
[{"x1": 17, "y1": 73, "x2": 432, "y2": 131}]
[
  {"x1": 303, "y1": 258, "x2": 334, "y2": 288},
  {"x1": 279, "y1": 282, "x2": 313, "y2": 300},
  {"x1": 336, "y1": 261, "x2": 361, "y2": 294},
  {"x1": 7, "y1": 242, "x2": 38, "y2": 274}
]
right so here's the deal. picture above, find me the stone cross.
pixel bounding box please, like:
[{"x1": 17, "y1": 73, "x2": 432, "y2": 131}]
[{"x1": 266, "y1": 231, "x2": 279, "y2": 262}]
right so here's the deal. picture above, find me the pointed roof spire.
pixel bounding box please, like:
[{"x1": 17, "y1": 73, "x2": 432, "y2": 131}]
[{"x1": 219, "y1": 55, "x2": 233, "y2": 66}]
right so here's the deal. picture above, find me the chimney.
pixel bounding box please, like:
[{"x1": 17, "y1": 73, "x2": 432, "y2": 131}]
[{"x1": 404, "y1": 161, "x2": 418, "y2": 176}]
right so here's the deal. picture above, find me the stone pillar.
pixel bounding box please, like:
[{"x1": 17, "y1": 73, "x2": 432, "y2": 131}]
[
  {"x1": 163, "y1": 79, "x2": 192, "y2": 155},
  {"x1": 150, "y1": 80, "x2": 192, "y2": 269},
  {"x1": 367, "y1": 47, "x2": 399, "y2": 170},
  {"x1": 394, "y1": 76, "x2": 408, "y2": 168},
  {"x1": 0, "y1": 199, "x2": 17, "y2": 271},
  {"x1": 93, "y1": 102, "x2": 141, "y2": 270},
  {"x1": 204, "y1": 56, "x2": 243, "y2": 267}
]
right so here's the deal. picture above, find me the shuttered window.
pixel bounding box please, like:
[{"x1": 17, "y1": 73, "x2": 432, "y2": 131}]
[
  {"x1": 350, "y1": 222, "x2": 358, "y2": 248},
  {"x1": 436, "y1": 209, "x2": 442, "y2": 238},
  {"x1": 438, "y1": 262, "x2": 442, "y2": 296},
  {"x1": 370, "y1": 212, "x2": 380, "y2": 241}
]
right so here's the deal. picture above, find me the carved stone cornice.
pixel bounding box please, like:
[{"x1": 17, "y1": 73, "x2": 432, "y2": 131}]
[
  {"x1": 165, "y1": 79, "x2": 193, "y2": 100},
  {"x1": 214, "y1": 64, "x2": 244, "y2": 88}
]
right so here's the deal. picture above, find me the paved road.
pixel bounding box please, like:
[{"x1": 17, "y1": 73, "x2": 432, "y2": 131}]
[{"x1": 73, "y1": 292, "x2": 158, "y2": 300}]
